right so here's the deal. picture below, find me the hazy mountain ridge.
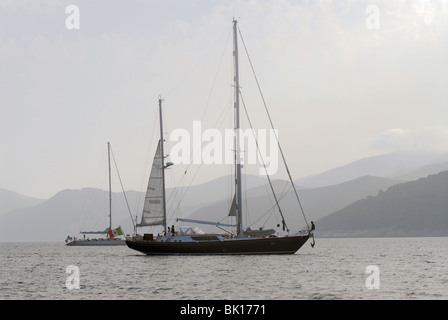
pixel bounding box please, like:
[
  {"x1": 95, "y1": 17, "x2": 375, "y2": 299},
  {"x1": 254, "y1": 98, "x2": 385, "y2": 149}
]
[
  {"x1": 1, "y1": 151, "x2": 448, "y2": 242},
  {"x1": 393, "y1": 161, "x2": 448, "y2": 182},
  {"x1": 0, "y1": 188, "x2": 142, "y2": 242},
  {"x1": 0, "y1": 176, "x2": 269, "y2": 242},
  {"x1": 0, "y1": 175, "x2": 399, "y2": 242},
  {"x1": 164, "y1": 174, "x2": 269, "y2": 213},
  {"x1": 0, "y1": 188, "x2": 45, "y2": 216},
  {"x1": 315, "y1": 171, "x2": 448, "y2": 238},
  {"x1": 295, "y1": 151, "x2": 447, "y2": 188},
  {"x1": 187, "y1": 175, "x2": 400, "y2": 233}
]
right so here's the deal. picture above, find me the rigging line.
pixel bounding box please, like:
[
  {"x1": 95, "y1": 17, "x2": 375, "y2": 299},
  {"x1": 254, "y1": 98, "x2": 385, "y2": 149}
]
[
  {"x1": 225, "y1": 101, "x2": 234, "y2": 228},
  {"x1": 164, "y1": 25, "x2": 232, "y2": 99},
  {"x1": 79, "y1": 152, "x2": 107, "y2": 231},
  {"x1": 166, "y1": 170, "x2": 177, "y2": 213},
  {"x1": 262, "y1": 207, "x2": 279, "y2": 230},
  {"x1": 239, "y1": 92, "x2": 289, "y2": 232},
  {"x1": 276, "y1": 179, "x2": 292, "y2": 206},
  {"x1": 250, "y1": 182, "x2": 292, "y2": 226},
  {"x1": 165, "y1": 32, "x2": 231, "y2": 215},
  {"x1": 167, "y1": 170, "x2": 185, "y2": 215},
  {"x1": 173, "y1": 94, "x2": 234, "y2": 211},
  {"x1": 199, "y1": 27, "x2": 232, "y2": 123},
  {"x1": 249, "y1": 189, "x2": 281, "y2": 230},
  {"x1": 248, "y1": 197, "x2": 276, "y2": 229},
  {"x1": 243, "y1": 171, "x2": 250, "y2": 227},
  {"x1": 260, "y1": 171, "x2": 276, "y2": 219},
  {"x1": 238, "y1": 27, "x2": 310, "y2": 230},
  {"x1": 135, "y1": 105, "x2": 158, "y2": 218},
  {"x1": 109, "y1": 145, "x2": 136, "y2": 229},
  {"x1": 167, "y1": 168, "x2": 188, "y2": 218},
  {"x1": 250, "y1": 186, "x2": 292, "y2": 234},
  {"x1": 228, "y1": 96, "x2": 235, "y2": 220},
  {"x1": 172, "y1": 163, "x2": 194, "y2": 219}
]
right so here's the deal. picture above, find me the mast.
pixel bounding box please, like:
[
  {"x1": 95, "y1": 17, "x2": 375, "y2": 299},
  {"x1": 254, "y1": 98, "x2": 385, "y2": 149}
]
[
  {"x1": 159, "y1": 97, "x2": 167, "y2": 235},
  {"x1": 233, "y1": 19, "x2": 243, "y2": 237},
  {"x1": 107, "y1": 142, "x2": 112, "y2": 233}
]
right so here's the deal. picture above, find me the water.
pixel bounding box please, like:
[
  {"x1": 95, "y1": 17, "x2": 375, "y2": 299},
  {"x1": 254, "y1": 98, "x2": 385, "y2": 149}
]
[{"x1": 0, "y1": 237, "x2": 447, "y2": 300}]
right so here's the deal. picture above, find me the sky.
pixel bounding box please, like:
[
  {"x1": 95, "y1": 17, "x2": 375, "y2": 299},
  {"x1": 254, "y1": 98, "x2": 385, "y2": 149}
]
[{"x1": 1, "y1": 0, "x2": 448, "y2": 199}]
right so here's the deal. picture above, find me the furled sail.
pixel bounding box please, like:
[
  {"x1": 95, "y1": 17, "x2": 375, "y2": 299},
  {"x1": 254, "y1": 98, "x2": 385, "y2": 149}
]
[
  {"x1": 228, "y1": 194, "x2": 236, "y2": 217},
  {"x1": 138, "y1": 140, "x2": 165, "y2": 227}
]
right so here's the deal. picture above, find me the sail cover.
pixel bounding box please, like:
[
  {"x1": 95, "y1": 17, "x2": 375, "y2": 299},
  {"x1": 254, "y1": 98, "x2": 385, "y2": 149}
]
[
  {"x1": 228, "y1": 194, "x2": 236, "y2": 216},
  {"x1": 138, "y1": 140, "x2": 165, "y2": 226}
]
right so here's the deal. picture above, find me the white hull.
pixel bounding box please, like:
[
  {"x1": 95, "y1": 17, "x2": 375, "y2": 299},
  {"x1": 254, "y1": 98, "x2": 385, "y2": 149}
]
[{"x1": 66, "y1": 238, "x2": 126, "y2": 246}]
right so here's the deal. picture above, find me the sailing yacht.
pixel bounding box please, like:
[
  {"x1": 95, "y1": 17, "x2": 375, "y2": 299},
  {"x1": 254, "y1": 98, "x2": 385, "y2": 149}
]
[
  {"x1": 125, "y1": 20, "x2": 313, "y2": 255},
  {"x1": 66, "y1": 142, "x2": 126, "y2": 246}
]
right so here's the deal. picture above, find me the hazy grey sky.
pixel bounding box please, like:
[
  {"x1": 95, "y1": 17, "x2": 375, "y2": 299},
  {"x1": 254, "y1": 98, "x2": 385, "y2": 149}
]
[{"x1": 1, "y1": 0, "x2": 448, "y2": 199}]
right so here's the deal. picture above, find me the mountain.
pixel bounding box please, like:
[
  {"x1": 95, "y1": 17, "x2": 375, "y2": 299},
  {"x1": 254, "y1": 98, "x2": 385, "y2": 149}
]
[
  {"x1": 295, "y1": 151, "x2": 444, "y2": 188},
  {"x1": 0, "y1": 175, "x2": 399, "y2": 242},
  {"x1": 2, "y1": 151, "x2": 447, "y2": 242},
  {"x1": 0, "y1": 174, "x2": 269, "y2": 242},
  {"x1": 0, "y1": 188, "x2": 45, "y2": 216},
  {"x1": 315, "y1": 171, "x2": 448, "y2": 238},
  {"x1": 186, "y1": 175, "x2": 400, "y2": 233},
  {"x1": 393, "y1": 161, "x2": 448, "y2": 182},
  {"x1": 0, "y1": 188, "x2": 141, "y2": 242},
  {"x1": 165, "y1": 174, "x2": 269, "y2": 210}
]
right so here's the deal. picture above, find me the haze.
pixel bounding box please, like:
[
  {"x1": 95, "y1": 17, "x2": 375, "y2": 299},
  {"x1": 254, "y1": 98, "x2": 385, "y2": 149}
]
[{"x1": 1, "y1": 0, "x2": 447, "y2": 199}]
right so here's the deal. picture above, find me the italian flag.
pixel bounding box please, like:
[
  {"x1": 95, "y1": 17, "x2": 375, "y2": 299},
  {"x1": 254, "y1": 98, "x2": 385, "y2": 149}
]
[{"x1": 108, "y1": 226, "x2": 124, "y2": 238}]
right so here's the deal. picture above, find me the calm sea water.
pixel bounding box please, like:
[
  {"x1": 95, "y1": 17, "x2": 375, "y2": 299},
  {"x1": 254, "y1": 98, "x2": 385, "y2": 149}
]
[{"x1": 0, "y1": 237, "x2": 447, "y2": 300}]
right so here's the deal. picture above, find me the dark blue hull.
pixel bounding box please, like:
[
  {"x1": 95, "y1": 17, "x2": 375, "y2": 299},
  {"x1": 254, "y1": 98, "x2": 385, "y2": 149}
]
[{"x1": 126, "y1": 235, "x2": 311, "y2": 255}]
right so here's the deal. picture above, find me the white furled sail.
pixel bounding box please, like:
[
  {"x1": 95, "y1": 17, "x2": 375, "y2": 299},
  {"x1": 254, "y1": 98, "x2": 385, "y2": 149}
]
[{"x1": 138, "y1": 140, "x2": 165, "y2": 227}]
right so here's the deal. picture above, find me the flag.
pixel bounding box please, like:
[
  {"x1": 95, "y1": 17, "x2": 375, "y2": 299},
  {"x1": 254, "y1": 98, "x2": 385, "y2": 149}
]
[{"x1": 108, "y1": 226, "x2": 124, "y2": 238}]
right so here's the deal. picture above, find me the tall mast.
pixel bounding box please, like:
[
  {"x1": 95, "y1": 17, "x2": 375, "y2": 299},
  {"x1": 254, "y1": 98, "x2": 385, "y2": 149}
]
[
  {"x1": 159, "y1": 97, "x2": 167, "y2": 235},
  {"x1": 233, "y1": 19, "x2": 243, "y2": 237},
  {"x1": 107, "y1": 142, "x2": 112, "y2": 233}
]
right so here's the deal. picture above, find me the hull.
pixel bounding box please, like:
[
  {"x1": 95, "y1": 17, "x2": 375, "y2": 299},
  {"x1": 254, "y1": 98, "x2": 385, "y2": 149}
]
[
  {"x1": 125, "y1": 235, "x2": 310, "y2": 255},
  {"x1": 66, "y1": 238, "x2": 126, "y2": 246}
]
